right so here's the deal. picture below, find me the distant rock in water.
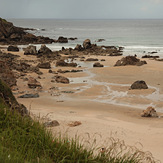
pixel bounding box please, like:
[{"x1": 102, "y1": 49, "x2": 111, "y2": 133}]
[
  {"x1": 0, "y1": 18, "x2": 54, "y2": 45},
  {"x1": 83, "y1": 39, "x2": 92, "y2": 49},
  {"x1": 130, "y1": 80, "x2": 148, "y2": 89},
  {"x1": 57, "y1": 36, "x2": 68, "y2": 43},
  {"x1": 114, "y1": 56, "x2": 147, "y2": 66},
  {"x1": 7, "y1": 45, "x2": 19, "y2": 52}
]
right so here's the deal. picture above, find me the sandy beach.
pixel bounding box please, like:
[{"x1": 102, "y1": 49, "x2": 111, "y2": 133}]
[{"x1": 1, "y1": 46, "x2": 163, "y2": 161}]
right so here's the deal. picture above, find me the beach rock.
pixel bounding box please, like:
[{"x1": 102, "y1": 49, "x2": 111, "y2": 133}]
[
  {"x1": 97, "y1": 39, "x2": 105, "y2": 42},
  {"x1": 56, "y1": 59, "x2": 77, "y2": 67},
  {"x1": 44, "y1": 120, "x2": 60, "y2": 127},
  {"x1": 101, "y1": 59, "x2": 105, "y2": 61},
  {"x1": 83, "y1": 39, "x2": 91, "y2": 49},
  {"x1": 75, "y1": 44, "x2": 83, "y2": 51},
  {"x1": 141, "y1": 107, "x2": 158, "y2": 117},
  {"x1": 24, "y1": 45, "x2": 37, "y2": 55},
  {"x1": 28, "y1": 77, "x2": 42, "y2": 88},
  {"x1": 114, "y1": 56, "x2": 147, "y2": 66},
  {"x1": 130, "y1": 80, "x2": 148, "y2": 89},
  {"x1": 18, "y1": 93, "x2": 39, "y2": 98},
  {"x1": 142, "y1": 55, "x2": 159, "y2": 59},
  {"x1": 57, "y1": 36, "x2": 68, "y2": 43},
  {"x1": 37, "y1": 62, "x2": 51, "y2": 69},
  {"x1": 0, "y1": 60, "x2": 17, "y2": 87},
  {"x1": 52, "y1": 75, "x2": 69, "y2": 84},
  {"x1": 38, "y1": 44, "x2": 52, "y2": 55},
  {"x1": 93, "y1": 62, "x2": 104, "y2": 67},
  {"x1": 7, "y1": 45, "x2": 19, "y2": 52},
  {"x1": 68, "y1": 121, "x2": 82, "y2": 127},
  {"x1": 86, "y1": 58, "x2": 98, "y2": 61}
]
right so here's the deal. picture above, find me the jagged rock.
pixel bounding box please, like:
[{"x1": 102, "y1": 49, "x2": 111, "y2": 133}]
[
  {"x1": 0, "y1": 60, "x2": 17, "y2": 87},
  {"x1": 0, "y1": 18, "x2": 54, "y2": 45},
  {"x1": 57, "y1": 36, "x2": 68, "y2": 43},
  {"x1": 83, "y1": 39, "x2": 91, "y2": 49},
  {"x1": 24, "y1": 45, "x2": 37, "y2": 55},
  {"x1": 141, "y1": 107, "x2": 158, "y2": 117},
  {"x1": 7, "y1": 45, "x2": 19, "y2": 52},
  {"x1": 28, "y1": 77, "x2": 42, "y2": 88},
  {"x1": 86, "y1": 58, "x2": 98, "y2": 61},
  {"x1": 38, "y1": 44, "x2": 52, "y2": 55},
  {"x1": 114, "y1": 56, "x2": 147, "y2": 66},
  {"x1": 52, "y1": 75, "x2": 69, "y2": 84},
  {"x1": 75, "y1": 44, "x2": 83, "y2": 51},
  {"x1": 18, "y1": 93, "x2": 39, "y2": 98},
  {"x1": 93, "y1": 62, "x2": 104, "y2": 67},
  {"x1": 130, "y1": 80, "x2": 148, "y2": 89},
  {"x1": 44, "y1": 120, "x2": 60, "y2": 127},
  {"x1": 56, "y1": 59, "x2": 77, "y2": 67},
  {"x1": 37, "y1": 62, "x2": 51, "y2": 69}
]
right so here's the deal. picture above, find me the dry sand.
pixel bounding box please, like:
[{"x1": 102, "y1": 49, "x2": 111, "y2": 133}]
[{"x1": 2, "y1": 48, "x2": 163, "y2": 161}]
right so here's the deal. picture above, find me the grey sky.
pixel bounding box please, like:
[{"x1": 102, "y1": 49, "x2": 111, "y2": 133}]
[{"x1": 0, "y1": 0, "x2": 163, "y2": 19}]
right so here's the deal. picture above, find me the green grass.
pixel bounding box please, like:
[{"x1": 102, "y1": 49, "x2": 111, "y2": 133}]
[{"x1": 0, "y1": 79, "x2": 158, "y2": 162}]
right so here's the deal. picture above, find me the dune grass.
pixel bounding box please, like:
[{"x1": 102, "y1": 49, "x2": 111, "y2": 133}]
[{"x1": 0, "y1": 106, "x2": 159, "y2": 163}]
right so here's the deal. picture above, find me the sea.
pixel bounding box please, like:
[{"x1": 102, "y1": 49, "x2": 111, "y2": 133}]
[{"x1": 8, "y1": 19, "x2": 163, "y2": 58}]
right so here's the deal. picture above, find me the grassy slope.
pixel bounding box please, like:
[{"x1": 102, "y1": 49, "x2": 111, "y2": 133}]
[{"x1": 0, "y1": 79, "x2": 157, "y2": 163}]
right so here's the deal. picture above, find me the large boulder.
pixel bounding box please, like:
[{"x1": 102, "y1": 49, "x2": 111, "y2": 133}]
[
  {"x1": 114, "y1": 56, "x2": 147, "y2": 66},
  {"x1": 141, "y1": 107, "x2": 158, "y2": 117},
  {"x1": 57, "y1": 36, "x2": 68, "y2": 43},
  {"x1": 28, "y1": 77, "x2": 42, "y2": 88},
  {"x1": 38, "y1": 44, "x2": 52, "y2": 55},
  {"x1": 24, "y1": 45, "x2": 37, "y2": 55},
  {"x1": 93, "y1": 62, "x2": 104, "y2": 67},
  {"x1": 7, "y1": 45, "x2": 19, "y2": 52},
  {"x1": 37, "y1": 62, "x2": 51, "y2": 69},
  {"x1": 83, "y1": 39, "x2": 91, "y2": 49},
  {"x1": 52, "y1": 75, "x2": 69, "y2": 84},
  {"x1": 130, "y1": 80, "x2": 148, "y2": 89}
]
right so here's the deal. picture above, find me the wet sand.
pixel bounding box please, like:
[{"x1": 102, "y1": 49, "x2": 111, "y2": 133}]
[{"x1": 1, "y1": 48, "x2": 163, "y2": 161}]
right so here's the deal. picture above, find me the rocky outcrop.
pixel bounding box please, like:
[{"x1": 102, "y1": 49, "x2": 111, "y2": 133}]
[
  {"x1": 141, "y1": 107, "x2": 158, "y2": 117},
  {"x1": 0, "y1": 18, "x2": 54, "y2": 45},
  {"x1": 114, "y1": 56, "x2": 147, "y2": 66},
  {"x1": 28, "y1": 77, "x2": 42, "y2": 88},
  {"x1": 93, "y1": 62, "x2": 104, "y2": 67},
  {"x1": 130, "y1": 80, "x2": 148, "y2": 89},
  {"x1": 83, "y1": 39, "x2": 91, "y2": 49},
  {"x1": 38, "y1": 44, "x2": 52, "y2": 55},
  {"x1": 37, "y1": 62, "x2": 51, "y2": 69},
  {"x1": 52, "y1": 75, "x2": 69, "y2": 84},
  {"x1": 56, "y1": 59, "x2": 77, "y2": 67},
  {"x1": 75, "y1": 44, "x2": 83, "y2": 51},
  {"x1": 7, "y1": 45, "x2": 19, "y2": 52},
  {"x1": 24, "y1": 45, "x2": 37, "y2": 55},
  {"x1": 0, "y1": 60, "x2": 17, "y2": 87}
]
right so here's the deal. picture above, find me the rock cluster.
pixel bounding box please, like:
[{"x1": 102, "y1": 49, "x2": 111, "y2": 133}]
[{"x1": 114, "y1": 56, "x2": 147, "y2": 66}]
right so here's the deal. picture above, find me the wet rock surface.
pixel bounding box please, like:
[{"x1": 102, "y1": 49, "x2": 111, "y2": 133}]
[{"x1": 130, "y1": 80, "x2": 148, "y2": 90}]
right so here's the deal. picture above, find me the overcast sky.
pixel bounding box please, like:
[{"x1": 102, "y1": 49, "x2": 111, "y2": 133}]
[{"x1": 0, "y1": 0, "x2": 163, "y2": 19}]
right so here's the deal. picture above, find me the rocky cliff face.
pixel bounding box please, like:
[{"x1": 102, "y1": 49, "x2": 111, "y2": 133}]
[{"x1": 0, "y1": 18, "x2": 54, "y2": 45}]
